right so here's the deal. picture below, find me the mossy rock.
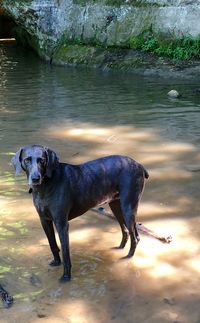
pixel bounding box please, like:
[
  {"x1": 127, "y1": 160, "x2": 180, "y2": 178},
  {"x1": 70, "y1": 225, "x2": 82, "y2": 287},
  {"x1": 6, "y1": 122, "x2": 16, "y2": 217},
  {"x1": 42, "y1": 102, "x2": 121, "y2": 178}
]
[{"x1": 53, "y1": 43, "x2": 103, "y2": 65}]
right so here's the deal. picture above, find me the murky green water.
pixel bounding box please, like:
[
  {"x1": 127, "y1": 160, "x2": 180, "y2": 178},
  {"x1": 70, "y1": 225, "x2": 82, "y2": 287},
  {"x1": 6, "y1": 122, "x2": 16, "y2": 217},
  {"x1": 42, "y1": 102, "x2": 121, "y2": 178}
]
[
  {"x1": 1, "y1": 43, "x2": 200, "y2": 152},
  {"x1": 1, "y1": 42, "x2": 200, "y2": 323}
]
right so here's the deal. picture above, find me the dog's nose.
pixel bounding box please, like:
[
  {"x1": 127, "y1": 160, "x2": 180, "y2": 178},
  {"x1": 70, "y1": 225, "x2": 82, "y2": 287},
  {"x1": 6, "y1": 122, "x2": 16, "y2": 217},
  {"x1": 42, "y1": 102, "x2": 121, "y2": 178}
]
[{"x1": 31, "y1": 174, "x2": 41, "y2": 183}]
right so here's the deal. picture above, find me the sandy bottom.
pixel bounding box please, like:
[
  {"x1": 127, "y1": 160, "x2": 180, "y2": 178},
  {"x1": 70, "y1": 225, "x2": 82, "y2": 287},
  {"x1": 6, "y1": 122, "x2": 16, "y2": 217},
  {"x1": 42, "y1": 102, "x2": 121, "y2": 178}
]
[{"x1": 1, "y1": 192, "x2": 200, "y2": 323}]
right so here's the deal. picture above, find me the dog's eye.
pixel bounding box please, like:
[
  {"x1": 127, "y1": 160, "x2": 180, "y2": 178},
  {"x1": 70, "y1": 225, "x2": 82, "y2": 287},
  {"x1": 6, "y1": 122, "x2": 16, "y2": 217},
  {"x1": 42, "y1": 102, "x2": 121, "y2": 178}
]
[
  {"x1": 24, "y1": 157, "x2": 31, "y2": 165},
  {"x1": 37, "y1": 158, "x2": 45, "y2": 165}
]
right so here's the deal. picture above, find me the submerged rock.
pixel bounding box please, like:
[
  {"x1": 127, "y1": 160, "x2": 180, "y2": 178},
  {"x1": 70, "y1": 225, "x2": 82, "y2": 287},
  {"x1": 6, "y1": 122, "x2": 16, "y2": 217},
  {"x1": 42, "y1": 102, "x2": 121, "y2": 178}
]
[
  {"x1": 167, "y1": 90, "x2": 180, "y2": 98},
  {"x1": 193, "y1": 88, "x2": 200, "y2": 94}
]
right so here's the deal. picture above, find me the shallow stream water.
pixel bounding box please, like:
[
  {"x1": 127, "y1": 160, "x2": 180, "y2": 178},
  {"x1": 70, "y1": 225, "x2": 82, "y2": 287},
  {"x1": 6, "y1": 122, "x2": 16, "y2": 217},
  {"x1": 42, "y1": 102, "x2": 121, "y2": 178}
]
[{"x1": 1, "y1": 42, "x2": 200, "y2": 323}]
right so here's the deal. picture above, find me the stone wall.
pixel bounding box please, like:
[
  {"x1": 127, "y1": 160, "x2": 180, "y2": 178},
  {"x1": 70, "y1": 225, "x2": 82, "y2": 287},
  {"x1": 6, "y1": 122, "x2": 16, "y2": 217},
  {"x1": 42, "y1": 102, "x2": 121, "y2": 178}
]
[
  {"x1": 1, "y1": 0, "x2": 200, "y2": 78},
  {"x1": 1, "y1": 0, "x2": 200, "y2": 59}
]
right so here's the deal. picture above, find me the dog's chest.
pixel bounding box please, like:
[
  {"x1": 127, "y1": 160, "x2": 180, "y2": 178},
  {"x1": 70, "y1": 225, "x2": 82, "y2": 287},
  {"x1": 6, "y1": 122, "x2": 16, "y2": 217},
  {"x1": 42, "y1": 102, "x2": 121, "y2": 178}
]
[{"x1": 33, "y1": 192, "x2": 50, "y2": 214}]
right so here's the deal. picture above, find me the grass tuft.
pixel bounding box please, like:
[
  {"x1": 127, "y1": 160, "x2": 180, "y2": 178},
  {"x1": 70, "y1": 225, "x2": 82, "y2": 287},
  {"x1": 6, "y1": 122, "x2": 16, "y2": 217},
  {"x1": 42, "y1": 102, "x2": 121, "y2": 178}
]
[{"x1": 129, "y1": 34, "x2": 200, "y2": 60}]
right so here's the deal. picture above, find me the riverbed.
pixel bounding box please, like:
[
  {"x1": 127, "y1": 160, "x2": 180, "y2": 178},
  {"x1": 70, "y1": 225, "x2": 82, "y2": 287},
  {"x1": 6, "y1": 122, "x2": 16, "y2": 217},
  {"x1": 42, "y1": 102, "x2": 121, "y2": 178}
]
[{"x1": 1, "y1": 42, "x2": 200, "y2": 323}]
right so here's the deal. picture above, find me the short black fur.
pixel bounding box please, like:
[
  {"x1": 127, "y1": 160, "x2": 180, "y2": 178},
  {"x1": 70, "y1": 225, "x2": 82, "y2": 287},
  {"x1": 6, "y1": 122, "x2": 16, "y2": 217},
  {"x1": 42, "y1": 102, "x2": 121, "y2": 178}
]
[{"x1": 12, "y1": 145, "x2": 149, "y2": 282}]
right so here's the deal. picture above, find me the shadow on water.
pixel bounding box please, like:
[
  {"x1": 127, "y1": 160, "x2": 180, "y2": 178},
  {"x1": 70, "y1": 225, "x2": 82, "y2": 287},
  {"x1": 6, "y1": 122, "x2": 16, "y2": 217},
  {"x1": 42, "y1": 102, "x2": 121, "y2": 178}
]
[{"x1": 1, "y1": 43, "x2": 200, "y2": 322}]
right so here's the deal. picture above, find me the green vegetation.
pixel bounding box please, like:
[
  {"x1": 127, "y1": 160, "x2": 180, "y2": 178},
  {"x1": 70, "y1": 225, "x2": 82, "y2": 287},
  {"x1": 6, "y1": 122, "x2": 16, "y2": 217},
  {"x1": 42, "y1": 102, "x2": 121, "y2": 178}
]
[
  {"x1": 129, "y1": 34, "x2": 200, "y2": 60},
  {"x1": 51, "y1": 31, "x2": 200, "y2": 69},
  {"x1": 73, "y1": 0, "x2": 161, "y2": 7},
  {"x1": 53, "y1": 32, "x2": 200, "y2": 67},
  {"x1": 1, "y1": 0, "x2": 32, "y2": 4},
  {"x1": 53, "y1": 43, "x2": 105, "y2": 66},
  {"x1": 52, "y1": 41, "x2": 148, "y2": 70}
]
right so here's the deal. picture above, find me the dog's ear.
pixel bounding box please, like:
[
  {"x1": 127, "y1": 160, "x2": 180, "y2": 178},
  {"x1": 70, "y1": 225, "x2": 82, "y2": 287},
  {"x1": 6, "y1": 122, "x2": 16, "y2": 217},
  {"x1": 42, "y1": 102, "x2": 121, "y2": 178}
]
[
  {"x1": 44, "y1": 147, "x2": 59, "y2": 178},
  {"x1": 11, "y1": 147, "x2": 24, "y2": 176}
]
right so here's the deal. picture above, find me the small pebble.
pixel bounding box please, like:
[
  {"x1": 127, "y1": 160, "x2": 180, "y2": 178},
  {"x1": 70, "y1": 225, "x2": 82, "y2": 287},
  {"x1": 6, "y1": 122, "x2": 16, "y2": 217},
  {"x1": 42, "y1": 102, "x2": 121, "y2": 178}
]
[{"x1": 163, "y1": 297, "x2": 176, "y2": 305}]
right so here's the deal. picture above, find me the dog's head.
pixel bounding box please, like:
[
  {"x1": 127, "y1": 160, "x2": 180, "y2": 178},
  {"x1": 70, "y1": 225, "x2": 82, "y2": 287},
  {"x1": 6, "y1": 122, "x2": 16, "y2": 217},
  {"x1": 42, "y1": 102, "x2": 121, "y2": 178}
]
[{"x1": 11, "y1": 145, "x2": 59, "y2": 186}]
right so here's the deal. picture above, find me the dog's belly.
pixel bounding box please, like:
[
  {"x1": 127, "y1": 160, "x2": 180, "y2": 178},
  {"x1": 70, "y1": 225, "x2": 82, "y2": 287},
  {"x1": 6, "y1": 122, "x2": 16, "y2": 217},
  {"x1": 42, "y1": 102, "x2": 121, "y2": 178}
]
[
  {"x1": 68, "y1": 192, "x2": 119, "y2": 220},
  {"x1": 97, "y1": 192, "x2": 119, "y2": 206}
]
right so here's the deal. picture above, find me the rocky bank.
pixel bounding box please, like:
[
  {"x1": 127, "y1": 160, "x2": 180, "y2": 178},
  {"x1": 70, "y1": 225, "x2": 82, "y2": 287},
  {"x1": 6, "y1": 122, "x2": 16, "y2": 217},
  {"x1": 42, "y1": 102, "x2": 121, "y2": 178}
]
[{"x1": 1, "y1": 0, "x2": 200, "y2": 78}]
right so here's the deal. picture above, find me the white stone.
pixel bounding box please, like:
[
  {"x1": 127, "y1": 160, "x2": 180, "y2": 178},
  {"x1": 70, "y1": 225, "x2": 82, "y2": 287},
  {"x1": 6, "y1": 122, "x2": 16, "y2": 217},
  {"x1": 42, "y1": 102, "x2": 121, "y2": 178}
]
[{"x1": 167, "y1": 90, "x2": 180, "y2": 98}]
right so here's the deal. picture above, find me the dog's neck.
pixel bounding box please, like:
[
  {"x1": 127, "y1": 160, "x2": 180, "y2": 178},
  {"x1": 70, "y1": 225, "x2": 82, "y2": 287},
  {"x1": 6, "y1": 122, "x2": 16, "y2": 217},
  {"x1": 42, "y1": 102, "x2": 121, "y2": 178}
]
[{"x1": 28, "y1": 174, "x2": 56, "y2": 198}]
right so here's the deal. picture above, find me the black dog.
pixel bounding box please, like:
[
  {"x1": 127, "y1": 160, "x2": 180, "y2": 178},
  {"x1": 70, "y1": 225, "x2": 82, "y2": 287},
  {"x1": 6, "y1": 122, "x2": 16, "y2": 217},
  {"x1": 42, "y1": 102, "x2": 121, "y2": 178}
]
[{"x1": 12, "y1": 145, "x2": 149, "y2": 282}]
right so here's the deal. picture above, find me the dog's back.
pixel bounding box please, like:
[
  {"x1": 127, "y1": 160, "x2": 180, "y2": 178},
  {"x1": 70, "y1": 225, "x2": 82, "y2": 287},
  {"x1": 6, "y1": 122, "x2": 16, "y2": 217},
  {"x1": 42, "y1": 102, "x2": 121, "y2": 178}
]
[{"x1": 65, "y1": 155, "x2": 148, "y2": 219}]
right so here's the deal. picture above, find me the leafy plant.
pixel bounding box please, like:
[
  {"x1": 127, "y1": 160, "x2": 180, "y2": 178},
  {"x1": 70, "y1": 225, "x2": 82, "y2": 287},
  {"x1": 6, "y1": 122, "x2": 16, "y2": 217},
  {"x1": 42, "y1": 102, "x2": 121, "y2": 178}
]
[{"x1": 129, "y1": 33, "x2": 200, "y2": 60}]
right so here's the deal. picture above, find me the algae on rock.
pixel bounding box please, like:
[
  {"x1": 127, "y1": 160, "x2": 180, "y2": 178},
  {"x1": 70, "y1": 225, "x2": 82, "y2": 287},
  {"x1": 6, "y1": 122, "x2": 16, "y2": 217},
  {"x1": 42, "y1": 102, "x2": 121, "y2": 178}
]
[{"x1": 1, "y1": 0, "x2": 200, "y2": 77}]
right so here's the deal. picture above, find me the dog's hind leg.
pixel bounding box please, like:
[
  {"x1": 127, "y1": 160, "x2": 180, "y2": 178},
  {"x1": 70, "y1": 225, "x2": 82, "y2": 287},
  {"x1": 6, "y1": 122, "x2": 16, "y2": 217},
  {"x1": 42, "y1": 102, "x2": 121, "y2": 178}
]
[
  {"x1": 120, "y1": 175, "x2": 145, "y2": 258},
  {"x1": 121, "y1": 202, "x2": 139, "y2": 258},
  {"x1": 40, "y1": 218, "x2": 61, "y2": 266},
  {"x1": 109, "y1": 200, "x2": 129, "y2": 249}
]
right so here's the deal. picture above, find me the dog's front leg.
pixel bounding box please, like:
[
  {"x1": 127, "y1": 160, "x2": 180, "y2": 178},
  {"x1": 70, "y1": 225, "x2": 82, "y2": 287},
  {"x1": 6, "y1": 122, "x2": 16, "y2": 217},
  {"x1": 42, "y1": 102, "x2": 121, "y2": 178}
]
[
  {"x1": 54, "y1": 219, "x2": 71, "y2": 282},
  {"x1": 40, "y1": 217, "x2": 61, "y2": 266}
]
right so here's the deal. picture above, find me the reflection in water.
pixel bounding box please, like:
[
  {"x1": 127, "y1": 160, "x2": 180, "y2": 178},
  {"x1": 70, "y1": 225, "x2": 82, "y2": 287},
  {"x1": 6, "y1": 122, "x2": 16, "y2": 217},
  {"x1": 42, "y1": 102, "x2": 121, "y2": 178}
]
[{"x1": 0, "y1": 42, "x2": 200, "y2": 322}]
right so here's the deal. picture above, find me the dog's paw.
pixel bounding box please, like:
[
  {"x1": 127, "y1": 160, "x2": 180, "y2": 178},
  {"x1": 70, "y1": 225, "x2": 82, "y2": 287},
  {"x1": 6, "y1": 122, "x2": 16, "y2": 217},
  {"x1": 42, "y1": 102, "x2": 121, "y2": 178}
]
[
  {"x1": 59, "y1": 275, "x2": 71, "y2": 283},
  {"x1": 48, "y1": 259, "x2": 61, "y2": 266}
]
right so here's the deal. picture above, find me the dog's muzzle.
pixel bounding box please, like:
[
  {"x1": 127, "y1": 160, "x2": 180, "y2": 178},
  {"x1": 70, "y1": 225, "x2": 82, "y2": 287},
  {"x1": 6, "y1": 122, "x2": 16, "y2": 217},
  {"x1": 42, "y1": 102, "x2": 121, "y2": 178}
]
[{"x1": 29, "y1": 173, "x2": 42, "y2": 185}]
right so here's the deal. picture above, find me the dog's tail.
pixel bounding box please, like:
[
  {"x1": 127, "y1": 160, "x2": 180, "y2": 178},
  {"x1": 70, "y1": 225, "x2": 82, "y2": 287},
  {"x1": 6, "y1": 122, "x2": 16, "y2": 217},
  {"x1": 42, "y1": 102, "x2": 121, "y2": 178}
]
[{"x1": 143, "y1": 167, "x2": 149, "y2": 179}]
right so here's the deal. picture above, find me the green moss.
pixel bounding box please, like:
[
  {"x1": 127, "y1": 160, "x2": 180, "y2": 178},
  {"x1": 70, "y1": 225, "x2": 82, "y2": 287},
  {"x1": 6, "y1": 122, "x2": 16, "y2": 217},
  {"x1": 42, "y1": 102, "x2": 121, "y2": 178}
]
[
  {"x1": 129, "y1": 33, "x2": 200, "y2": 60},
  {"x1": 73, "y1": 0, "x2": 161, "y2": 7},
  {"x1": 52, "y1": 40, "x2": 147, "y2": 70},
  {"x1": 106, "y1": 56, "x2": 144, "y2": 69},
  {"x1": 51, "y1": 29, "x2": 200, "y2": 73},
  {"x1": 53, "y1": 43, "x2": 101, "y2": 65},
  {"x1": 26, "y1": 33, "x2": 47, "y2": 58},
  {"x1": 1, "y1": 0, "x2": 32, "y2": 4}
]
